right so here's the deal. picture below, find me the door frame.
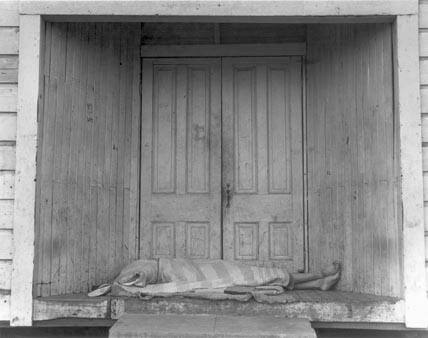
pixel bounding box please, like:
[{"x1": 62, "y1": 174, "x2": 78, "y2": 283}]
[{"x1": 140, "y1": 45, "x2": 309, "y2": 272}]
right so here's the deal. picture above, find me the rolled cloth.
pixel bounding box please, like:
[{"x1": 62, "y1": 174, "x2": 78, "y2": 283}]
[{"x1": 112, "y1": 258, "x2": 292, "y2": 296}]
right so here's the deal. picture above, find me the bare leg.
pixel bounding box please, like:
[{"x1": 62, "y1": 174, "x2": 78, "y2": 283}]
[
  {"x1": 290, "y1": 272, "x2": 323, "y2": 283},
  {"x1": 294, "y1": 271, "x2": 340, "y2": 291},
  {"x1": 293, "y1": 279, "x2": 324, "y2": 290},
  {"x1": 291, "y1": 262, "x2": 341, "y2": 291}
]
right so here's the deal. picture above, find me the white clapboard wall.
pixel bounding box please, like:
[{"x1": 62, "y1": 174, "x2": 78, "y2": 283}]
[
  {"x1": 420, "y1": 0, "x2": 428, "y2": 293},
  {"x1": 0, "y1": 0, "x2": 18, "y2": 322}
]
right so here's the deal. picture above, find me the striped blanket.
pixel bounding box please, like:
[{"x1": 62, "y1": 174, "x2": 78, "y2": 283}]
[{"x1": 112, "y1": 258, "x2": 292, "y2": 297}]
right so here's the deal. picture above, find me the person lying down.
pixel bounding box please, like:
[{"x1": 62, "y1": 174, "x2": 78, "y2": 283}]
[{"x1": 88, "y1": 258, "x2": 341, "y2": 301}]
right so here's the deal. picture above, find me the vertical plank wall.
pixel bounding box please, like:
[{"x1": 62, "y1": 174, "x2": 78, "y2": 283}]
[
  {"x1": 0, "y1": 0, "x2": 18, "y2": 321},
  {"x1": 418, "y1": 0, "x2": 428, "y2": 292},
  {"x1": 34, "y1": 23, "x2": 141, "y2": 296},
  {"x1": 307, "y1": 24, "x2": 402, "y2": 296}
]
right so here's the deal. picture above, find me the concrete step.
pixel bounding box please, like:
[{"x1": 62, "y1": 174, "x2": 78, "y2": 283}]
[{"x1": 109, "y1": 313, "x2": 316, "y2": 338}]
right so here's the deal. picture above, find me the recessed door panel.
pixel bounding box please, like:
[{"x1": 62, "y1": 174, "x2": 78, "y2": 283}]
[{"x1": 222, "y1": 57, "x2": 304, "y2": 271}]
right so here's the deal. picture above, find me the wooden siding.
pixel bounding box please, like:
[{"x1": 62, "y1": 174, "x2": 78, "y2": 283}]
[
  {"x1": 0, "y1": 0, "x2": 18, "y2": 322},
  {"x1": 0, "y1": 1, "x2": 18, "y2": 26},
  {"x1": 34, "y1": 23, "x2": 141, "y2": 297},
  {"x1": 420, "y1": 0, "x2": 428, "y2": 292},
  {"x1": 307, "y1": 24, "x2": 401, "y2": 297},
  {"x1": 0, "y1": 200, "x2": 13, "y2": 229}
]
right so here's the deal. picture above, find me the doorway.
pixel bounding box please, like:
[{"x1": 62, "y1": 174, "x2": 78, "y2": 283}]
[
  {"x1": 140, "y1": 56, "x2": 304, "y2": 272},
  {"x1": 32, "y1": 22, "x2": 402, "y2": 300}
]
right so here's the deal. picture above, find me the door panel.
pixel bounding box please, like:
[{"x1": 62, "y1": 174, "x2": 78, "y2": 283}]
[
  {"x1": 222, "y1": 57, "x2": 304, "y2": 271},
  {"x1": 140, "y1": 58, "x2": 222, "y2": 260}
]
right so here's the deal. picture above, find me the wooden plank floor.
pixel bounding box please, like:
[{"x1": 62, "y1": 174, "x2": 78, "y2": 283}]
[{"x1": 33, "y1": 291, "x2": 404, "y2": 323}]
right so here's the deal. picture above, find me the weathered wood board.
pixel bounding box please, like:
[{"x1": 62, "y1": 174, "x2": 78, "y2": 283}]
[
  {"x1": 0, "y1": 56, "x2": 18, "y2": 70},
  {"x1": 420, "y1": 2, "x2": 428, "y2": 29},
  {"x1": 423, "y1": 114, "x2": 428, "y2": 143},
  {"x1": 307, "y1": 24, "x2": 401, "y2": 297},
  {"x1": 0, "y1": 69, "x2": 18, "y2": 83},
  {"x1": 0, "y1": 55, "x2": 18, "y2": 83},
  {"x1": 0, "y1": 261, "x2": 12, "y2": 289},
  {"x1": 421, "y1": 87, "x2": 428, "y2": 113},
  {"x1": 420, "y1": 60, "x2": 428, "y2": 86},
  {"x1": 0, "y1": 114, "x2": 16, "y2": 140},
  {"x1": 10, "y1": 14, "x2": 44, "y2": 326},
  {"x1": 219, "y1": 23, "x2": 306, "y2": 44},
  {"x1": 142, "y1": 23, "x2": 306, "y2": 45},
  {"x1": 426, "y1": 262, "x2": 428, "y2": 291},
  {"x1": 425, "y1": 203, "x2": 428, "y2": 232},
  {"x1": 30, "y1": 291, "x2": 404, "y2": 323},
  {"x1": 18, "y1": 1, "x2": 417, "y2": 17},
  {"x1": 0, "y1": 86, "x2": 17, "y2": 112},
  {"x1": 423, "y1": 147, "x2": 428, "y2": 172},
  {"x1": 0, "y1": 293, "x2": 10, "y2": 321},
  {"x1": 0, "y1": 1, "x2": 19, "y2": 26},
  {"x1": 33, "y1": 295, "x2": 109, "y2": 321},
  {"x1": 0, "y1": 2, "x2": 18, "y2": 324},
  {"x1": 420, "y1": 31, "x2": 428, "y2": 57},
  {"x1": 0, "y1": 145, "x2": 16, "y2": 170},
  {"x1": 0, "y1": 27, "x2": 19, "y2": 54},
  {"x1": 0, "y1": 172, "x2": 14, "y2": 199},
  {"x1": 424, "y1": 173, "x2": 428, "y2": 202},
  {"x1": 111, "y1": 291, "x2": 405, "y2": 323},
  {"x1": 0, "y1": 230, "x2": 13, "y2": 259},
  {"x1": 0, "y1": 200, "x2": 13, "y2": 229},
  {"x1": 34, "y1": 23, "x2": 141, "y2": 297}
]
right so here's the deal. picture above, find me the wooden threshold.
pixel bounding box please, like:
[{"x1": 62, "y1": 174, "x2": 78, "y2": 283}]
[{"x1": 32, "y1": 291, "x2": 404, "y2": 323}]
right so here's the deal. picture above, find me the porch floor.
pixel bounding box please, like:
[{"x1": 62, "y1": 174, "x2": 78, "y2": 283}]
[
  {"x1": 109, "y1": 313, "x2": 316, "y2": 338},
  {"x1": 33, "y1": 291, "x2": 404, "y2": 324}
]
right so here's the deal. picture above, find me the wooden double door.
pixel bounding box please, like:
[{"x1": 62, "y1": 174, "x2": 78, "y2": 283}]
[{"x1": 140, "y1": 57, "x2": 304, "y2": 271}]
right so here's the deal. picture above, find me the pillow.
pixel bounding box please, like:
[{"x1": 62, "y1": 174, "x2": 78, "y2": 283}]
[{"x1": 114, "y1": 259, "x2": 158, "y2": 287}]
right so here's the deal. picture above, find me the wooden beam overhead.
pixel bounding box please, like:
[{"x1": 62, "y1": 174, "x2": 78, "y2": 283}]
[
  {"x1": 19, "y1": 0, "x2": 417, "y2": 17},
  {"x1": 38, "y1": 15, "x2": 396, "y2": 24},
  {"x1": 140, "y1": 43, "x2": 306, "y2": 57}
]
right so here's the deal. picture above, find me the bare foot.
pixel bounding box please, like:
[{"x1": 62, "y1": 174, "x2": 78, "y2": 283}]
[
  {"x1": 320, "y1": 265, "x2": 341, "y2": 291},
  {"x1": 321, "y1": 261, "x2": 341, "y2": 277}
]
